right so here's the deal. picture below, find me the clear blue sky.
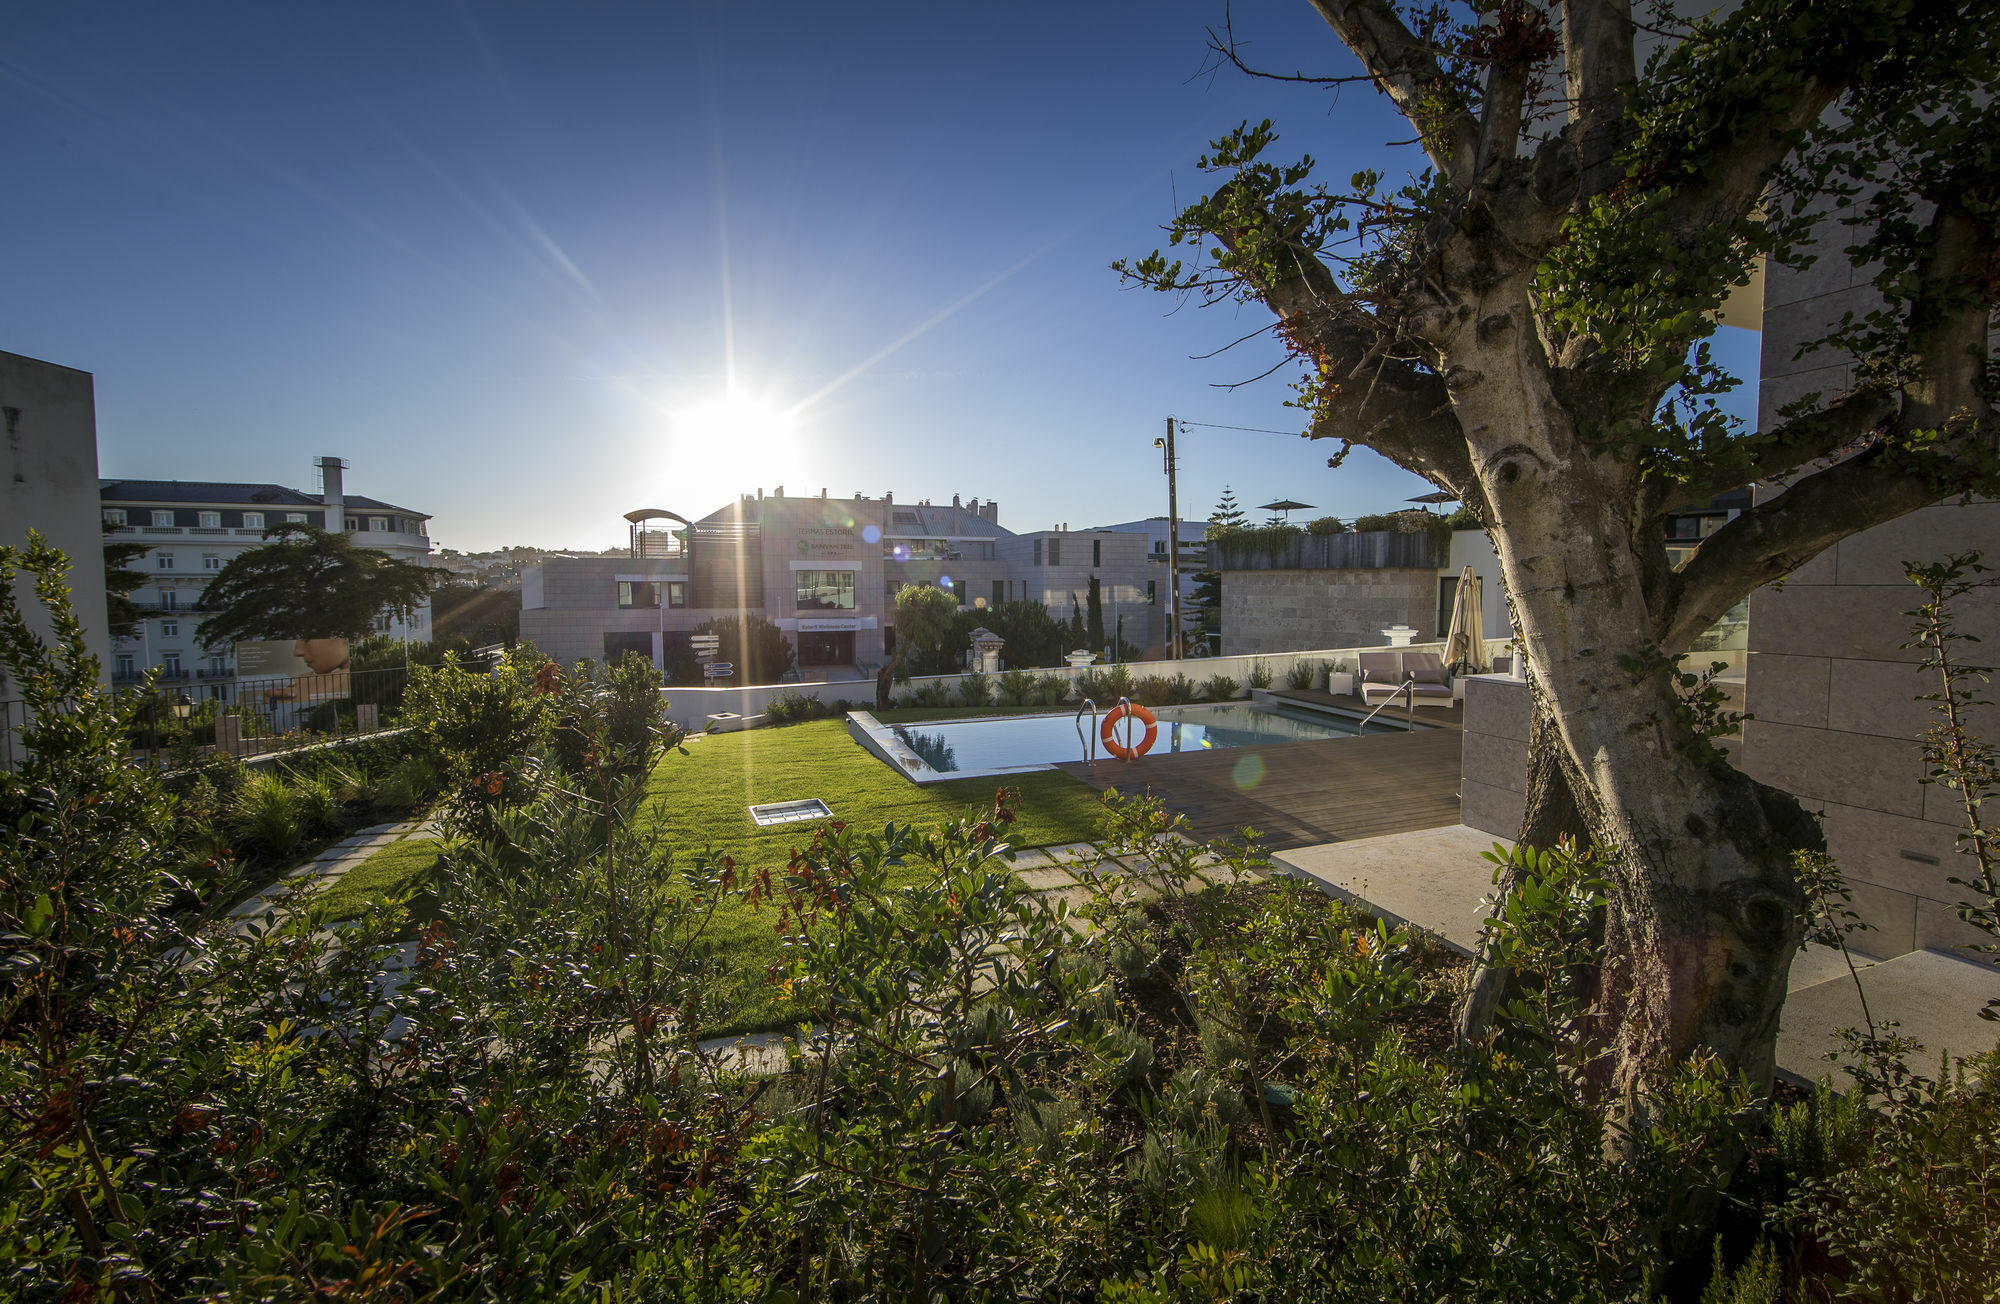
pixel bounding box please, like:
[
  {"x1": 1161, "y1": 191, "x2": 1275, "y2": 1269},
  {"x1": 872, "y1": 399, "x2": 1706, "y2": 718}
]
[{"x1": 2, "y1": 2, "x2": 1760, "y2": 552}]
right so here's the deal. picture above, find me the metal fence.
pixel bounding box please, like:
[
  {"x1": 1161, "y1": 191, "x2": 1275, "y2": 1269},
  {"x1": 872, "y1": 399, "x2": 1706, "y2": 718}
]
[{"x1": 117, "y1": 664, "x2": 412, "y2": 762}]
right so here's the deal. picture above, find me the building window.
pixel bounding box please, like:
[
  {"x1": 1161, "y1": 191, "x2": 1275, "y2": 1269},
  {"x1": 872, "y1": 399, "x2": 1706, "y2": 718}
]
[
  {"x1": 796, "y1": 570, "x2": 856, "y2": 610},
  {"x1": 151, "y1": 510, "x2": 173, "y2": 527},
  {"x1": 202, "y1": 553, "x2": 221, "y2": 570},
  {"x1": 346, "y1": 516, "x2": 363, "y2": 532},
  {"x1": 198, "y1": 511, "x2": 220, "y2": 528},
  {"x1": 1032, "y1": 539, "x2": 1042, "y2": 566},
  {"x1": 286, "y1": 512, "x2": 308, "y2": 524},
  {"x1": 1093, "y1": 539, "x2": 1101, "y2": 567},
  {"x1": 115, "y1": 653, "x2": 135, "y2": 678},
  {"x1": 243, "y1": 511, "x2": 264, "y2": 529},
  {"x1": 1436, "y1": 576, "x2": 1459, "y2": 640},
  {"x1": 207, "y1": 656, "x2": 228, "y2": 675},
  {"x1": 992, "y1": 580, "x2": 1005, "y2": 608},
  {"x1": 160, "y1": 589, "x2": 178, "y2": 610},
  {"x1": 666, "y1": 581, "x2": 687, "y2": 609},
  {"x1": 156, "y1": 553, "x2": 175, "y2": 569},
  {"x1": 103, "y1": 509, "x2": 126, "y2": 526},
  {"x1": 617, "y1": 581, "x2": 659, "y2": 609},
  {"x1": 882, "y1": 626, "x2": 897, "y2": 656},
  {"x1": 160, "y1": 620, "x2": 178, "y2": 638},
  {"x1": 951, "y1": 580, "x2": 966, "y2": 607},
  {"x1": 161, "y1": 653, "x2": 181, "y2": 675},
  {"x1": 1048, "y1": 537, "x2": 1061, "y2": 567},
  {"x1": 371, "y1": 517, "x2": 388, "y2": 532},
  {"x1": 1148, "y1": 580, "x2": 1158, "y2": 606}
]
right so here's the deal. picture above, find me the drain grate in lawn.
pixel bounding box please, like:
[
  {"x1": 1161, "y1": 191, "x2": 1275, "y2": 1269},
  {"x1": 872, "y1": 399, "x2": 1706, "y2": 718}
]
[{"x1": 748, "y1": 798, "x2": 833, "y2": 827}]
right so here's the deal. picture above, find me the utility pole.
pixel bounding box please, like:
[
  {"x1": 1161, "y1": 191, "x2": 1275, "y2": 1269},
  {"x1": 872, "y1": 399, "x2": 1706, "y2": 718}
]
[{"x1": 1155, "y1": 418, "x2": 1183, "y2": 661}]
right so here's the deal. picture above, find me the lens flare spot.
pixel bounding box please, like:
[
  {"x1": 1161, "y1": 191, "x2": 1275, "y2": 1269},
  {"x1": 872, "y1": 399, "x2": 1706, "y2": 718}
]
[
  {"x1": 862, "y1": 524, "x2": 882, "y2": 544},
  {"x1": 1231, "y1": 754, "x2": 1266, "y2": 790}
]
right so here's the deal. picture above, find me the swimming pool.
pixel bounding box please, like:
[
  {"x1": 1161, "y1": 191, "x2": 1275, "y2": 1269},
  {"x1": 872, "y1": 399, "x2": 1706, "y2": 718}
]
[{"x1": 849, "y1": 702, "x2": 1400, "y2": 782}]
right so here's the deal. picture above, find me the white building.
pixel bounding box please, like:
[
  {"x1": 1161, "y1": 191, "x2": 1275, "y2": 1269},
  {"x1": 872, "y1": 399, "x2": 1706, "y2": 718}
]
[
  {"x1": 99, "y1": 456, "x2": 433, "y2": 695},
  {"x1": 1093, "y1": 515, "x2": 1207, "y2": 650}
]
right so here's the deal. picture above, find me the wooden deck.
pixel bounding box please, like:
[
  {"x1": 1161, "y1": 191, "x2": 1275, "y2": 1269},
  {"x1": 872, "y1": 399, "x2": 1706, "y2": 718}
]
[{"x1": 1056, "y1": 726, "x2": 1465, "y2": 852}]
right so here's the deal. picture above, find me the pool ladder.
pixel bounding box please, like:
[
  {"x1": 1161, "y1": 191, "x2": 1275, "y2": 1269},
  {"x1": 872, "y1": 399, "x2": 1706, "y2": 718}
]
[
  {"x1": 1075, "y1": 698, "x2": 1098, "y2": 762},
  {"x1": 1355, "y1": 678, "x2": 1419, "y2": 732}
]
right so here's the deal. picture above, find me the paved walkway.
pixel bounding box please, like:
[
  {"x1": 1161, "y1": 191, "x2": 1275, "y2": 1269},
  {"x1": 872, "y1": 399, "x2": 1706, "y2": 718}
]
[
  {"x1": 1273, "y1": 824, "x2": 2000, "y2": 1087},
  {"x1": 225, "y1": 816, "x2": 437, "y2": 933}
]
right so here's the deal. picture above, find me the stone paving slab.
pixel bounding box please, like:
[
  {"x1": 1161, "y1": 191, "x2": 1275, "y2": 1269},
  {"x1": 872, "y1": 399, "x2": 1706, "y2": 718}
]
[
  {"x1": 1273, "y1": 824, "x2": 1509, "y2": 958},
  {"x1": 1017, "y1": 866, "x2": 1078, "y2": 891},
  {"x1": 1777, "y1": 948, "x2": 2000, "y2": 1086}
]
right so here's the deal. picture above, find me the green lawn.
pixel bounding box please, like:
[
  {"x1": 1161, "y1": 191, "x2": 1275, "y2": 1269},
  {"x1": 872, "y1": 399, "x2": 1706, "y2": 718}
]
[{"x1": 330, "y1": 716, "x2": 1107, "y2": 1035}]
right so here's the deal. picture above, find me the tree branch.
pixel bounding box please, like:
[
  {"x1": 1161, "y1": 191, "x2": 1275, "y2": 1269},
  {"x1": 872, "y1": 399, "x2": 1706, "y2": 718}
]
[
  {"x1": 1660, "y1": 387, "x2": 1899, "y2": 512},
  {"x1": 1658, "y1": 439, "x2": 1978, "y2": 654},
  {"x1": 1559, "y1": 0, "x2": 1638, "y2": 195},
  {"x1": 1306, "y1": 0, "x2": 1480, "y2": 181}
]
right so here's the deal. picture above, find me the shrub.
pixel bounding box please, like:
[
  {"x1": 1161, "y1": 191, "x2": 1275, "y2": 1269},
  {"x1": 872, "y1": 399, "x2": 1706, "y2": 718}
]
[
  {"x1": 1305, "y1": 515, "x2": 1347, "y2": 535},
  {"x1": 957, "y1": 671, "x2": 993, "y2": 708},
  {"x1": 291, "y1": 772, "x2": 343, "y2": 836},
  {"x1": 1076, "y1": 664, "x2": 1134, "y2": 703},
  {"x1": 909, "y1": 681, "x2": 954, "y2": 708},
  {"x1": 998, "y1": 668, "x2": 1038, "y2": 707},
  {"x1": 763, "y1": 689, "x2": 826, "y2": 725},
  {"x1": 1203, "y1": 674, "x2": 1241, "y2": 700},
  {"x1": 1133, "y1": 675, "x2": 1173, "y2": 707},
  {"x1": 1032, "y1": 672, "x2": 1072, "y2": 706},
  {"x1": 402, "y1": 647, "x2": 548, "y2": 787},
  {"x1": 1246, "y1": 659, "x2": 1273, "y2": 690},
  {"x1": 229, "y1": 768, "x2": 305, "y2": 858},
  {"x1": 1163, "y1": 673, "x2": 1197, "y2": 704},
  {"x1": 1285, "y1": 659, "x2": 1317, "y2": 690}
]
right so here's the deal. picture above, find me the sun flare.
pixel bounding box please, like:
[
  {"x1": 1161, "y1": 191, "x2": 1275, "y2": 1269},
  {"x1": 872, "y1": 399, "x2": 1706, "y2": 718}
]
[{"x1": 669, "y1": 392, "x2": 799, "y2": 491}]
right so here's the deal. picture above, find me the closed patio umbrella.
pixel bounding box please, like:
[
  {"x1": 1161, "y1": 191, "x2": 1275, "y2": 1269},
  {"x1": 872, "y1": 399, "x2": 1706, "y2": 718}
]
[{"x1": 1444, "y1": 565, "x2": 1490, "y2": 674}]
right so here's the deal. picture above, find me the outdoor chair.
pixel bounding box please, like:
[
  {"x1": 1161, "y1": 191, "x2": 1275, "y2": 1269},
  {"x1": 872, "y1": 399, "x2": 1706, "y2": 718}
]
[
  {"x1": 1401, "y1": 651, "x2": 1456, "y2": 709},
  {"x1": 1358, "y1": 650, "x2": 1455, "y2": 713}
]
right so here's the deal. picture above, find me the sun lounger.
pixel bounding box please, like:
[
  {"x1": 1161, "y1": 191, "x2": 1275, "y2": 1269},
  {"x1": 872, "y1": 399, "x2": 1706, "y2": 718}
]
[{"x1": 1358, "y1": 650, "x2": 1456, "y2": 711}]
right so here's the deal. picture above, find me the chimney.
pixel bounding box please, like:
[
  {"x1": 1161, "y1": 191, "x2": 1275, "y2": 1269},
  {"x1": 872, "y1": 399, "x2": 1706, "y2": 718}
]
[
  {"x1": 983, "y1": 500, "x2": 1000, "y2": 524},
  {"x1": 315, "y1": 455, "x2": 347, "y2": 533},
  {"x1": 884, "y1": 490, "x2": 893, "y2": 506},
  {"x1": 757, "y1": 487, "x2": 764, "y2": 500},
  {"x1": 820, "y1": 487, "x2": 827, "y2": 499}
]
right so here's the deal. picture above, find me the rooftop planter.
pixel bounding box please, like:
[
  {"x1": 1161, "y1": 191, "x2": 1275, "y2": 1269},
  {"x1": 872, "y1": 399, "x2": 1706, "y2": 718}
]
[{"x1": 1210, "y1": 528, "x2": 1449, "y2": 572}]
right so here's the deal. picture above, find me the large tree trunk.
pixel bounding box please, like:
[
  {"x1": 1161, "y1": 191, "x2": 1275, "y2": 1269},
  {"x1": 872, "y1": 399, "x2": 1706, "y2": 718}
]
[{"x1": 1480, "y1": 437, "x2": 1813, "y2": 1109}]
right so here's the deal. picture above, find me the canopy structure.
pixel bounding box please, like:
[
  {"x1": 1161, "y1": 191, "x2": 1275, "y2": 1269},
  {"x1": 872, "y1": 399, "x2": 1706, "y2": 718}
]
[
  {"x1": 1444, "y1": 565, "x2": 1490, "y2": 675},
  {"x1": 1407, "y1": 490, "x2": 1458, "y2": 508},
  {"x1": 1258, "y1": 498, "x2": 1314, "y2": 523}
]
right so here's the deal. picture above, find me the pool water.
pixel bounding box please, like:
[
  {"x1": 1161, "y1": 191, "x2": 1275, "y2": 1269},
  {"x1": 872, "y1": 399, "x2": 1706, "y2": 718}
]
[{"x1": 888, "y1": 702, "x2": 1389, "y2": 777}]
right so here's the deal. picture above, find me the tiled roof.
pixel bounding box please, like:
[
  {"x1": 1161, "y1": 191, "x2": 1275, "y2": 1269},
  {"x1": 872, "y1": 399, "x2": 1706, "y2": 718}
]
[{"x1": 99, "y1": 480, "x2": 426, "y2": 517}]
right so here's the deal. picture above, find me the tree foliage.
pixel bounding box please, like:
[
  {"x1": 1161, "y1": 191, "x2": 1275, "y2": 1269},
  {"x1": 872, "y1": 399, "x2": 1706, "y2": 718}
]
[
  {"x1": 194, "y1": 523, "x2": 438, "y2": 649},
  {"x1": 100, "y1": 520, "x2": 149, "y2": 639}
]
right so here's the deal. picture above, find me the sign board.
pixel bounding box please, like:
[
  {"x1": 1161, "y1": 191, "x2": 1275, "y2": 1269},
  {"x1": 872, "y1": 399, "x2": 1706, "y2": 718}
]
[
  {"x1": 794, "y1": 526, "x2": 857, "y2": 558},
  {"x1": 797, "y1": 618, "x2": 860, "y2": 632},
  {"x1": 702, "y1": 661, "x2": 734, "y2": 679},
  {"x1": 235, "y1": 638, "x2": 351, "y2": 702},
  {"x1": 689, "y1": 634, "x2": 722, "y2": 663}
]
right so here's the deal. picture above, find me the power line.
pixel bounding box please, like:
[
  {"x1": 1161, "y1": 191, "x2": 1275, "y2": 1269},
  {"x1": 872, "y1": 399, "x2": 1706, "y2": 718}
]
[{"x1": 1169, "y1": 418, "x2": 1309, "y2": 437}]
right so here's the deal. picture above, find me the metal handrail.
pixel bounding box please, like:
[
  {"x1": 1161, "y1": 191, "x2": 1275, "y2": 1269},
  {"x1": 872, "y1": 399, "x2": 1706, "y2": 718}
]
[
  {"x1": 1109, "y1": 696, "x2": 1139, "y2": 760},
  {"x1": 1356, "y1": 677, "x2": 1418, "y2": 731},
  {"x1": 1075, "y1": 698, "x2": 1098, "y2": 762}
]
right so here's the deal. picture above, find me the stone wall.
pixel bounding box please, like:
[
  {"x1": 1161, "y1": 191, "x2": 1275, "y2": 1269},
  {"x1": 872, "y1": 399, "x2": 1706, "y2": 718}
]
[
  {"x1": 1737, "y1": 501, "x2": 2000, "y2": 958},
  {"x1": 1458, "y1": 675, "x2": 1528, "y2": 839},
  {"x1": 1221, "y1": 568, "x2": 1435, "y2": 655}
]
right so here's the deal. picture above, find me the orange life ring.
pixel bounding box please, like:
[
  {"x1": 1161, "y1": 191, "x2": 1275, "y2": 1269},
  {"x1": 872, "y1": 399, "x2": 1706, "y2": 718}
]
[{"x1": 1100, "y1": 702, "x2": 1158, "y2": 760}]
